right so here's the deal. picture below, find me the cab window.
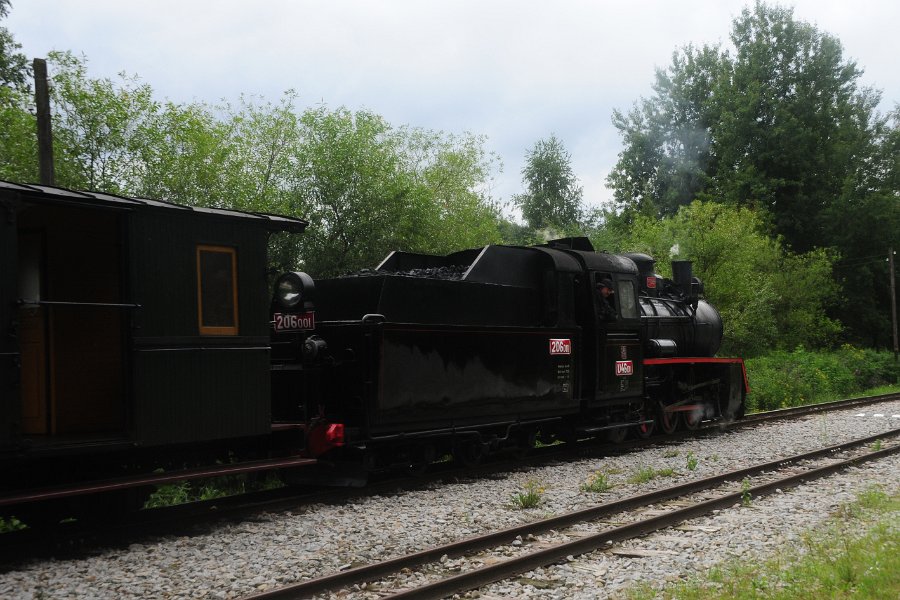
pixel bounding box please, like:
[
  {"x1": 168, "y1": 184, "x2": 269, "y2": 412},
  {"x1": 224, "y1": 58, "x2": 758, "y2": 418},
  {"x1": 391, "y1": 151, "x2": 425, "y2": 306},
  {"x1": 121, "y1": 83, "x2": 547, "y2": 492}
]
[
  {"x1": 595, "y1": 272, "x2": 617, "y2": 320},
  {"x1": 618, "y1": 280, "x2": 638, "y2": 319}
]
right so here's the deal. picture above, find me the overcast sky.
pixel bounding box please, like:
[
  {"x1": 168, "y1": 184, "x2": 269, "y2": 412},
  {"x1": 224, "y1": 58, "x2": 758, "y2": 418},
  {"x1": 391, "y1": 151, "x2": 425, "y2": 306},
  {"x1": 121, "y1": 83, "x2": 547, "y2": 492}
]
[{"x1": 6, "y1": 1, "x2": 899, "y2": 211}]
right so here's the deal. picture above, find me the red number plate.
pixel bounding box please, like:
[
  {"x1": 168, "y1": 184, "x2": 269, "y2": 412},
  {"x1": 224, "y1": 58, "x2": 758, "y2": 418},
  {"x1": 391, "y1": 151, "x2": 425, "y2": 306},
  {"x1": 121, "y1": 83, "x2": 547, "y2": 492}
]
[
  {"x1": 615, "y1": 360, "x2": 634, "y2": 376},
  {"x1": 549, "y1": 338, "x2": 572, "y2": 355},
  {"x1": 273, "y1": 311, "x2": 316, "y2": 332}
]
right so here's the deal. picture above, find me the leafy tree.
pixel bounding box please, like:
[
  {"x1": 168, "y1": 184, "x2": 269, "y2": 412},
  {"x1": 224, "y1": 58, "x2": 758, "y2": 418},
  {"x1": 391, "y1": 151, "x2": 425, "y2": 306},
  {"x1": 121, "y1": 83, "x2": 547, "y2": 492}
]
[
  {"x1": 287, "y1": 108, "x2": 502, "y2": 276},
  {"x1": 514, "y1": 134, "x2": 583, "y2": 231},
  {"x1": 0, "y1": 84, "x2": 37, "y2": 182},
  {"x1": 397, "y1": 128, "x2": 502, "y2": 254},
  {"x1": 607, "y1": 44, "x2": 726, "y2": 221},
  {"x1": 0, "y1": 0, "x2": 37, "y2": 182},
  {"x1": 609, "y1": 2, "x2": 881, "y2": 255},
  {"x1": 607, "y1": 1, "x2": 891, "y2": 347},
  {"x1": 0, "y1": 0, "x2": 29, "y2": 92},
  {"x1": 47, "y1": 51, "x2": 161, "y2": 192},
  {"x1": 712, "y1": 2, "x2": 882, "y2": 253},
  {"x1": 286, "y1": 106, "x2": 412, "y2": 275},
  {"x1": 599, "y1": 201, "x2": 840, "y2": 356},
  {"x1": 136, "y1": 99, "x2": 231, "y2": 206}
]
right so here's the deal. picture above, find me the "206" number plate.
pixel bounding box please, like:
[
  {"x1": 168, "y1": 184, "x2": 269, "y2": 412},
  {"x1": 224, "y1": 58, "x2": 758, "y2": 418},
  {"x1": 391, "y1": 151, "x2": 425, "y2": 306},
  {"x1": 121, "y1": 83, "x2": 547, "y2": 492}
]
[{"x1": 273, "y1": 311, "x2": 315, "y2": 332}]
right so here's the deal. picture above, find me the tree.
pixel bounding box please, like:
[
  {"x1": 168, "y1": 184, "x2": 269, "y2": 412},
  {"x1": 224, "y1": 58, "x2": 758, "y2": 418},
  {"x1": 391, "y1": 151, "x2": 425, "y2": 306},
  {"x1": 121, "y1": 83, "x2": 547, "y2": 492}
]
[
  {"x1": 397, "y1": 128, "x2": 502, "y2": 254},
  {"x1": 514, "y1": 134, "x2": 583, "y2": 231},
  {"x1": 136, "y1": 99, "x2": 231, "y2": 207},
  {"x1": 0, "y1": 0, "x2": 37, "y2": 182},
  {"x1": 0, "y1": 0, "x2": 29, "y2": 92},
  {"x1": 598, "y1": 201, "x2": 840, "y2": 356},
  {"x1": 607, "y1": 44, "x2": 727, "y2": 221},
  {"x1": 712, "y1": 2, "x2": 882, "y2": 253},
  {"x1": 47, "y1": 51, "x2": 161, "y2": 192},
  {"x1": 609, "y1": 1, "x2": 882, "y2": 253},
  {"x1": 286, "y1": 107, "x2": 502, "y2": 276},
  {"x1": 607, "y1": 1, "x2": 891, "y2": 346}
]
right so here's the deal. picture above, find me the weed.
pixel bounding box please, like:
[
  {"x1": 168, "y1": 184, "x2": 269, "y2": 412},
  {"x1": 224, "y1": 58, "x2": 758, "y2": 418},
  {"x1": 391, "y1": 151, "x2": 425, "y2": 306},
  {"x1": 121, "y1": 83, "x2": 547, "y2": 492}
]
[
  {"x1": 628, "y1": 466, "x2": 677, "y2": 484},
  {"x1": 686, "y1": 452, "x2": 699, "y2": 471},
  {"x1": 663, "y1": 449, "x2": 679, "y2": 458},
  {"x1": 740, "y1": 477, "x2": 752, "y2": 507},
  {"x1": 0, "y1": 515, "x2": 27, "y2": 533},
  {"x1": 581, "y1": 471, "x2": 613, "y2": 493},
  {"x1": 511, "y1": 480, "x2": 545, "y2": 509},
  {"x1": 869, "y1": 439, "x2": 883, "y2": 451},
  {"x1": 144, "y1": 481, "x2": 191, "y2": 509}
]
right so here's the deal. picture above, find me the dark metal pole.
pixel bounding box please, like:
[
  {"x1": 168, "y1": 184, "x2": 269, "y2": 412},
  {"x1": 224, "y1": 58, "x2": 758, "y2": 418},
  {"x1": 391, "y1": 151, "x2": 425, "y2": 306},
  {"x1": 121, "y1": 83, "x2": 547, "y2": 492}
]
[
  {"x1": 890, "y1": 247, "x2": 898, "y2": 361},
  {"x1": 33, "y1": 58, "x2": 55, "y2": 186}
]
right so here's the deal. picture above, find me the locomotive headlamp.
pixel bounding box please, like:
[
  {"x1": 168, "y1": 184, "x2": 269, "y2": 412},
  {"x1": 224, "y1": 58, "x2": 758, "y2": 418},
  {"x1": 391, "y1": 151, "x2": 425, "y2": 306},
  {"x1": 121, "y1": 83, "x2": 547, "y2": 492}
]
[{"x1": 274, "y1": 271, "x2": 315, "y2": 309}]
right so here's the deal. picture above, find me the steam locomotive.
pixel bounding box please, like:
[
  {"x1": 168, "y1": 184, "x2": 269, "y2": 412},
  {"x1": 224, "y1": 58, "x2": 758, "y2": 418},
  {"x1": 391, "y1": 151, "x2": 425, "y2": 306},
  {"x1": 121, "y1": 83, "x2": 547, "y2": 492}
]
[
  {"x1": 269, "y1": 240, "x2": 747, "y2": 472},
  {"x1": 0, "y1": 182, "x2": 745, "y2": 512}
]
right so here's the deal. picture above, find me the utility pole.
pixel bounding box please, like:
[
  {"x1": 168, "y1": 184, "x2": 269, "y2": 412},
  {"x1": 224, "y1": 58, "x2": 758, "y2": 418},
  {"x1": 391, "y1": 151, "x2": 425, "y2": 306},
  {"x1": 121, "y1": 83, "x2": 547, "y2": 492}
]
[
  {"x1": 33, "y1": 58, "x2": 55, "y2": 186},
  {"x1": 890, "y1": 247, "x2": 898, "y2": 361}
]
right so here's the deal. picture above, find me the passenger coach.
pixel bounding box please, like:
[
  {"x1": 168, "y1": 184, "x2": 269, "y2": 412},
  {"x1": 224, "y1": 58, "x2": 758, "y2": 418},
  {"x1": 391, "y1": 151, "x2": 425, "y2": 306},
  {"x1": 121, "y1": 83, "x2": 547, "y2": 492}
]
[{"x1": 0, "y1": 181, "x2": 305, "y2": 483}]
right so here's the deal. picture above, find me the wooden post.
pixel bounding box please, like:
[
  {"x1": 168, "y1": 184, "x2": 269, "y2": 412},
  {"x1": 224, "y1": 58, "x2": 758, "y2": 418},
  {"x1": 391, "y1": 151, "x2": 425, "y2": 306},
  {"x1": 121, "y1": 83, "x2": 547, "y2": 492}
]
[
  {"x1": 890, "y1": 247, "x2": 898, "y2": 361},
  {"x1": 33, "y1": 58, "x2": 55, "y2": 186}
]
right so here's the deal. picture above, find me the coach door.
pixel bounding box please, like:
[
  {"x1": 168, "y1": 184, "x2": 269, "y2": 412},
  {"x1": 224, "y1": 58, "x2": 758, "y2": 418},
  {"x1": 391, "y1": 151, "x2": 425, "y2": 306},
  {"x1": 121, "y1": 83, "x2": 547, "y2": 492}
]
[
  {"x1": 16, "y1": 203, "x2": 127, "y2": 438},
  {"x1": 1, "y1": 201, "x2": 17, "y2": 446}
]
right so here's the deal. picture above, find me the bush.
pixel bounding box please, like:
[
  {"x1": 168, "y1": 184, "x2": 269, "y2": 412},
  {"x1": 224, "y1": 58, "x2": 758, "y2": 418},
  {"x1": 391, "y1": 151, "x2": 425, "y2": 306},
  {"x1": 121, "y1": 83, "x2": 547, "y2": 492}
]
[{"x1": 745, "y1": 346, "x2": 900, "y2": 411}]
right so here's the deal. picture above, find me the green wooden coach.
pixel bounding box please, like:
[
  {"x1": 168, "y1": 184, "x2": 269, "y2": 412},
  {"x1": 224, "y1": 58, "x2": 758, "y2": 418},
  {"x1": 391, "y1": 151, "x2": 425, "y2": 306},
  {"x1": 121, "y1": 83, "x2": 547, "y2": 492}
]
[{"x1": 0, "y1": 181, "x2": 306, "y2": 458}]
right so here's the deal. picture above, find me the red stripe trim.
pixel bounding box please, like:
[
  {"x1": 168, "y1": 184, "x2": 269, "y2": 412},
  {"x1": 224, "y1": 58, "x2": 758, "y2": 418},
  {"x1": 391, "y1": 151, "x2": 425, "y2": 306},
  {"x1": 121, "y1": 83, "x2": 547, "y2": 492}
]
[
  {"x1": 643, "y1": 357, "x2": 743, "y2": 365},
  {"x1": 643, "y1": 357, "x2": 750, "y2": 393}
]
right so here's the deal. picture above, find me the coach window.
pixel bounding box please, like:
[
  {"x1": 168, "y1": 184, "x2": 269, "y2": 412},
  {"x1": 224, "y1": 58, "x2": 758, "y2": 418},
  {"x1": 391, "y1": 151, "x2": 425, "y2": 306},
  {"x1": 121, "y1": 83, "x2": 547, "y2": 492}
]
[{"x1": 197, "y1": 245, "x2": 239, "y2": 335}]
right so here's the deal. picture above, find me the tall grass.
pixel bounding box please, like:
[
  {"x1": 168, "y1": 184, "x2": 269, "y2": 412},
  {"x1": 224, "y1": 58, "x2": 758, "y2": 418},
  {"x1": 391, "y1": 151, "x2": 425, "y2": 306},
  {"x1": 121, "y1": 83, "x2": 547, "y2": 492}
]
[{"x1": 745, "y1": 345, "x2": 900, "y2": 412}]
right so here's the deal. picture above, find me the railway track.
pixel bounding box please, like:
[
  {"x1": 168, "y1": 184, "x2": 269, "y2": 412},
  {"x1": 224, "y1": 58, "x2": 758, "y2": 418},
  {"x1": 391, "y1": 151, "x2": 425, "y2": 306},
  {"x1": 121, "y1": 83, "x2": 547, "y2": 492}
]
[
  {"x1": 1, "y1": 391, "x2": 896, "y2": 568},
  {"x1": 245, "y1": 427, "x2": 900, "y2": 599}
]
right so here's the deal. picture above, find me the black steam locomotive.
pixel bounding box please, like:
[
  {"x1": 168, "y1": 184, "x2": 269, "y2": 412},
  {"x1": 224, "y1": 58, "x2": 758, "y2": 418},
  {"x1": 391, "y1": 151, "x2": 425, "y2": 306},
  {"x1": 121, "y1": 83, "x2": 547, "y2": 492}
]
[
  {"x1": 1, "y1": 182, "x2": 745, "y2": 512},
  {"x1": 270, "y1": 239, "x2": 747, "y2": 472}
]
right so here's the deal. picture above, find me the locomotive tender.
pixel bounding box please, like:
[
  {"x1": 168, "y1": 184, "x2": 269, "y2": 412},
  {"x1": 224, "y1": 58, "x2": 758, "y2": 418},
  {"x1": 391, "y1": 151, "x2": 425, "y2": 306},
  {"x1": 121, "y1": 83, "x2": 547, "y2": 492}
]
[{"x1": 1, "y1": 182, "x2": 746, "y2": 508}]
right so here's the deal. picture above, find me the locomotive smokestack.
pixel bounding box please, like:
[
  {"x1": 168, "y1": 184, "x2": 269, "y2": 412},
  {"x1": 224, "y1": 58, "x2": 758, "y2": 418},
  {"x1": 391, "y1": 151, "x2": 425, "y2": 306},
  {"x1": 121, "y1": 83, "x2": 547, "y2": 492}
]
[{"x1": 671, "y1": 260, "x2": 693, "y2": 300}]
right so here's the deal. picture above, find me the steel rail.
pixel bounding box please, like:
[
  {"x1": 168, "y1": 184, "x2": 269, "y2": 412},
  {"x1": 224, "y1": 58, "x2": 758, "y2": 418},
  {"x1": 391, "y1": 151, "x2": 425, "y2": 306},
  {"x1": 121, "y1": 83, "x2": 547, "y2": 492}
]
[
  {"x1": 740, "y1": 391, "x2": 900, "y2": 424},
  {"x1": 244, "y1": 427, "x2": 899, "y2": 600},
  {"x1": 390, "y1": 442, "x2": 900, "y2": 600}
]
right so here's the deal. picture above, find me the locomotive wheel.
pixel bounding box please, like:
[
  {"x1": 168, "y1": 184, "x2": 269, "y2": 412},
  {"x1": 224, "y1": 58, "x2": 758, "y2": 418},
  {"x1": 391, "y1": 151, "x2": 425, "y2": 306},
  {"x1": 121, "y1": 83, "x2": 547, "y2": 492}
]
[
  {"x1": 453, "y1": 441, "x2": 484, "y2": 468},
  {"x1": 605, "y1": 426, "x2": 628, "y2": 444},
  {"x1": 634, "y1": 415, "x2": 656, "y2": 439},
  {"x1": 658, "y1": 403, "x2": 679, "y2": 435},
  {"x1": 402, "y1": 444, "x2": 435, "y2": 477},
  {"x1": 682, "y1": 406, "x2": 703, "y2": 430}
]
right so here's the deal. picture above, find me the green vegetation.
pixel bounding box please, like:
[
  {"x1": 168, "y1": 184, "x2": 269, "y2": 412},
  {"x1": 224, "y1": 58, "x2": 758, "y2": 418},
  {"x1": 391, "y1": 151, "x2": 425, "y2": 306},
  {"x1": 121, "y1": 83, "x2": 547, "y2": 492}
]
[
  {"x1": 0, "y1": 515, "x2": 27, "y2": 533},
  {"x1": 511, "y1": 480, "x2": 546, "y2": 509},
  {"x1": 628, "y1": 466, "x2": 677, "y2": 484},
  {"x1": 745, "y1": 345, "x2": 900, "y2": 412},
  {"x1": 143, "y1": 472, "x2": 283, "y2": 509},
  {"x1": 628, "y1": 487, "x2": 900, "y2": 600},
  {"x1": 740, "y1": 477, "x2": 753, "y2": 507},
  {"x1": 581, "y1": 471, "x2": 614, "y2": 493},
  {"x1": 685, "y1": 452, "x2": 699, "y2": 472}
]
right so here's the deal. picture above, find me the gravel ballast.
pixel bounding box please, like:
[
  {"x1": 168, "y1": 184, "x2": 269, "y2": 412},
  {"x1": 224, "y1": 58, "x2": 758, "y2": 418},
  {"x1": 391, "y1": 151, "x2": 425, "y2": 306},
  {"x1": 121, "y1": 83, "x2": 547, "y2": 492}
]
[{"x1": 1, "y1": 399, "x2": 898, "y2": 599}]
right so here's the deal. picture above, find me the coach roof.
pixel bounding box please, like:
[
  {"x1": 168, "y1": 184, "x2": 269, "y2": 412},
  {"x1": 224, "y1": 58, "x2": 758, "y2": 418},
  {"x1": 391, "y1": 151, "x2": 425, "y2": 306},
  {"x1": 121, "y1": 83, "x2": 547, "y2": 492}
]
[{"x1": 0, "y1": 180, "x2": 308, "y2": 233}]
